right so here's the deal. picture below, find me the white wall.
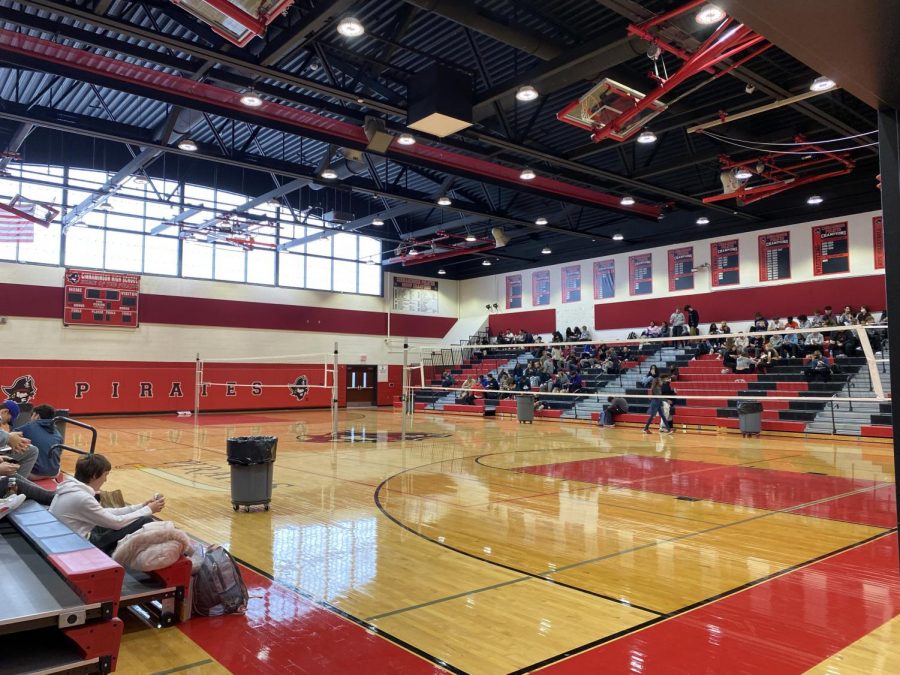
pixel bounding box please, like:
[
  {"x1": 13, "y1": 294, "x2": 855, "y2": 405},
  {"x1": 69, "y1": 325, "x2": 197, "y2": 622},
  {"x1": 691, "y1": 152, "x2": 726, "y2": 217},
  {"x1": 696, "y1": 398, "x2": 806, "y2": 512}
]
[
  {"x1": 1, "y1": 262, "x2": 458, "y2": 364},
  {"x1": 462, "y1": 209, "x2": 884, "y2": 338}
]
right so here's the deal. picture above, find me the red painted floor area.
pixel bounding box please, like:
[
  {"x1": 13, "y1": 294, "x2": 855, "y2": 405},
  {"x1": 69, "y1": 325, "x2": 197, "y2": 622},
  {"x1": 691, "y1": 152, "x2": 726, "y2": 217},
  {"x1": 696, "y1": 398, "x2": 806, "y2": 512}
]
[
  {"x1": 517, "y1": 456, "x2": 896, "y2": 527},
  {"x1": 536, "y1": 533, "x2": 900, "y2": 674},
  {"x1": 179, "y1": 567, "x2": 445, "y2": 674}
]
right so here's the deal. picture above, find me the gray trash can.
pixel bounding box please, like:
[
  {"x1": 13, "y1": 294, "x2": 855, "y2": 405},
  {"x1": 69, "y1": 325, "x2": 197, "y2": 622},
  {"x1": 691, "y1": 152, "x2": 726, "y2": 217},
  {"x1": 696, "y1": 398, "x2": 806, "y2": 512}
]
[
  {"x1": 226, "y1": 436, "x2": 277, "y2": 511},
  {"x1": 737, "y1": 401, "x2": 763, "y2": 437},
  {"x1": 517, "y1": 395, "x2": 534, "y2": 424}
]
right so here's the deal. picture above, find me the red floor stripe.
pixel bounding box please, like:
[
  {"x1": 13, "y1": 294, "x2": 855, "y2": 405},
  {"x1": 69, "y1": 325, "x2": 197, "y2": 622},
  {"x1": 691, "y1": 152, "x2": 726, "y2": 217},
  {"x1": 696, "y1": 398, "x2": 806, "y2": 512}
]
[
  {"x1": 536, "y1": 533, "x2": 900, "y2": 674},
  {"x1": 517, "y1": 456, "x2": 895, "y2": 527},
  {"x1": 179, "y1": 567, "x2": 444, "y2": 674}
]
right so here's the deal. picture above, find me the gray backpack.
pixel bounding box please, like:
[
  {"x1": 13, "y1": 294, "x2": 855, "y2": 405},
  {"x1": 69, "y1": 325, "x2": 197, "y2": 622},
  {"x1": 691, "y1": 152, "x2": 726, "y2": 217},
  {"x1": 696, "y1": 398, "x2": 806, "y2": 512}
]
[{"x1": 191, "y1": 544, "x2": 249, "y2": 617}]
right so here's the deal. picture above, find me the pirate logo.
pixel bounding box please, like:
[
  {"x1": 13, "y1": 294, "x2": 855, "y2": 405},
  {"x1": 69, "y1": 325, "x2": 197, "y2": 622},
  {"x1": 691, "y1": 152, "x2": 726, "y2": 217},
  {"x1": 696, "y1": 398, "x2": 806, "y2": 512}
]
[
  {"x1": 66, "y1": 271, "x2": 80, "y2": 284},
  {"x1": 2, "y1": 375, "x2": 37, "y2": 404},
  {"x1": 288, "y1": 375, "x2": 309, "y2": 401}
]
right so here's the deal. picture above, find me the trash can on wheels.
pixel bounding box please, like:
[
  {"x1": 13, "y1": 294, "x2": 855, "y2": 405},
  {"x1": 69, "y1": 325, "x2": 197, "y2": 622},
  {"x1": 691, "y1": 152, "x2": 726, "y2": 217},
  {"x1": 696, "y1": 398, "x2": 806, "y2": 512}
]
[
  {"x1": 517, "y1": 395, "x2": 534, "y2": 424},
  {"x1": 737, "y1": 401, "x2": 763, "y2": 437},
  {"x1": 226, "y1": 436, "x2": 277, "y2": 512}
]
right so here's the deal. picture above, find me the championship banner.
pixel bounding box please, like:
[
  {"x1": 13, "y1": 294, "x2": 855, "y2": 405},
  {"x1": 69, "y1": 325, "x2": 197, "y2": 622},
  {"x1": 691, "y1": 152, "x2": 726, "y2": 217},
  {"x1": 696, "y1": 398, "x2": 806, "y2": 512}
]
[
  {"x1": 812, "y1": 221, "x2": 849, "y2": 276},
  {"x1": 710, "y1": 239, "x2": 740, "y2": 287},
  {"x1": 758, "y1": 231, "x2": 791, "y2": 282},
  {"x1": 593, "y1": 259, "x2": 615, "y2": 299},
  {"x1": 562, "y1": 265, "x2": 581, "y2": 303},
  {"x1": 667, "y1": 247, "x2": 694, "y2": 292},
  {"x1": 532, "y1": 270, "x2": 550, "y2": 306},
  {"x1": 505, "y1": 274, "x2": 522, "y2": 309},
  {"x1": 628, "y1": 253, "x2": 652, "y2": 295},
  {"x1": 874, "y1": 216, "x2": 884, "y2": 270},
  {"x1": 64, "y1": 268, "x2": 140, "y2": 328},
  {"x1": 392, "y1": 276, "x2": 439, "y2": 313}
]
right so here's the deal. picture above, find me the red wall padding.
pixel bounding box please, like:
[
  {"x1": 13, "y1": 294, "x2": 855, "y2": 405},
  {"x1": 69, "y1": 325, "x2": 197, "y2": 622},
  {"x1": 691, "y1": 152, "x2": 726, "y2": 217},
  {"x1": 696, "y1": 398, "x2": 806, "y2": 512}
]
[
  {"x1": 594, "y1": 275, "x2": 886, "y2": 330},
  {"x1": 0, "y1": 282, "x2": 456, "y2": 338},
  {"x1": 489, "y1": 308, "x2": 556, "y2": 335}
]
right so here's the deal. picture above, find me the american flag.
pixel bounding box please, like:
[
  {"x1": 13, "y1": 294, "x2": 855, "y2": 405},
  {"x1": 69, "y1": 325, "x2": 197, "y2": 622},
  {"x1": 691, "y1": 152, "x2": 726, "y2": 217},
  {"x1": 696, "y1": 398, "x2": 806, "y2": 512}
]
[{"x1": 0, "y1": 202, "x2": 35, "y2": 243}]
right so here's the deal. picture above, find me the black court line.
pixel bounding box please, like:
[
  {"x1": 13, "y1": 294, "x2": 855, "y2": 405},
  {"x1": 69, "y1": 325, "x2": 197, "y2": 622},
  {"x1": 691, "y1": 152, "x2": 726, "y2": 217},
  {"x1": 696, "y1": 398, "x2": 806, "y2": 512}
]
[{"x1": 151, "y1": 659, "x2": 215, "y2": 675}]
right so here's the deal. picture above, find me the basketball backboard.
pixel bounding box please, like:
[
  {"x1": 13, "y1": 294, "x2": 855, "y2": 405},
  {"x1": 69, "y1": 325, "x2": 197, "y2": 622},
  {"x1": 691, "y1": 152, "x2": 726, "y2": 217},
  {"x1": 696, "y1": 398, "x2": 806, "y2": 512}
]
[
  {"x1": 557, "y1": 78, "x2": 667, "y2": 143},
  {"x1": 171, "y1": 0, "x2": 294, "y2": 47}
]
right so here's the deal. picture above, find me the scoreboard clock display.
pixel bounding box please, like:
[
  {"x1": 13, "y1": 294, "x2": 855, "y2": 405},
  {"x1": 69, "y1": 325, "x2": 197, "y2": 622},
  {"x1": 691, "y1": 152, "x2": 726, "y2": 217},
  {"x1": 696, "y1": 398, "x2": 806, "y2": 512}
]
[{"x1": 64, "y1": 268, "x2": 140, "y2": 327}]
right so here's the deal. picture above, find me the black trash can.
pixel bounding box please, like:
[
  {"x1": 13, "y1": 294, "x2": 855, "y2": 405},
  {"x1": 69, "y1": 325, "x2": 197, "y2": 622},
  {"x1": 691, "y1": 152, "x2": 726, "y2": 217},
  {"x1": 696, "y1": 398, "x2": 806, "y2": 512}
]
[
  {"x1": 516, "y1": 395, "x2": 534, "y2": 424},
  {"x1": 737, "y1": 401, "x2": 763, "y2": 437},
  {"x1": 226, "y1": 436, "x2": 277, "y2": 511}
]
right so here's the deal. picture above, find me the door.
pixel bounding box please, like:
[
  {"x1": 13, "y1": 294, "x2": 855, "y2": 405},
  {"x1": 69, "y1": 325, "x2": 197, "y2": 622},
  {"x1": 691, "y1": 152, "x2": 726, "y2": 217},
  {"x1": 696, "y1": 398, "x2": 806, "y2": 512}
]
[{"x1": 346, "y1": 365, "x2": 378, "y2": 407}]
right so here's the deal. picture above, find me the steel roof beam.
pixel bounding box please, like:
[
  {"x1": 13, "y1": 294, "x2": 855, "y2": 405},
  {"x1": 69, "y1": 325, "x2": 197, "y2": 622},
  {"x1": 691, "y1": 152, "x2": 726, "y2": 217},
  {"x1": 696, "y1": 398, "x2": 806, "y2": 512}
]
[
  {"x1": 258, "y1": 0, "x2": 357, "y2": 67},
  {"x1": 0, "y1": 122, "x2": 35, "y2": 170}
]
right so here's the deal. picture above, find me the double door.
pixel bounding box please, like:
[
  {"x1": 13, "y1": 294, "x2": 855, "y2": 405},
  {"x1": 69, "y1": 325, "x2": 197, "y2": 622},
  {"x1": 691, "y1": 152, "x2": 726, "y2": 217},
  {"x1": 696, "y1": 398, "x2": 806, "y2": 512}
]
[{"x1": 346, "y1": 365, "x2": 377, "y2": 407}]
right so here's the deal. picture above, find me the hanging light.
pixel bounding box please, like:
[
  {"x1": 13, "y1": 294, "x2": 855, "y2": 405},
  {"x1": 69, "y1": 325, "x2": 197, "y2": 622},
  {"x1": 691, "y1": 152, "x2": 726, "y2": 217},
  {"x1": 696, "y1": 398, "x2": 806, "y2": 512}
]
[
  {"x1": 96, "y1": 201, "x2": 113, "y2": 212},
  {"x1": 734, "y1": 168, "x2": 753, "y2": 180},
  {"x1": 337, "y1": 16, "x2": 365, "y2": 37},
  {"x1": 696, "y1": 216, "x2": 710, "y2": 225},
  {"x1": 482, "y1": 259, "x2": 492, "y2": 266},
  {"x1": 465, "y1": 232, "x2": 476, "y2": 242},
  {"x1": 438, "y1": 268, "x2": 447, "y2": 275},
  {"x1": 612, "y1": 233, "x2": 624, "y2": 241},
  {"x1": 407, "y1": 248, "x2": 419, "y2": 256},
  {"x1": 810, "y1": 76, "x2": 836, "y2": 92},
  {"x1": 177, "y1": 138, "x2": 198, "y2": 152},
  {"x1": 321, "y1": 168, "x2": 339, "y2": 180},
  {"x1": 542, "y1": 247, "x2": 551, "y2": 255},
  {"x1": 636, "y1": 129, "x2": 657, "y2": 144},
  {"x1": 372, "y1": 217, "x2": 384, "y2": 226},
  {"x1": 620, "y1": 196, "x2": 635, "y2": 206},
  {"x1": 695, "y1": 4, "x2": 725, "y2": 24},
  {"x1": 520, "y1": 168, "x2": 536, "y2": 181},
  {"x1": 535, "y1": 217, "x2": 548, "y2": 225},
  {"x1": 132, "y1": 174, "x2": 148, "y2": 185},
  {"x1": 516, "y1": 85, "x2": 539, "y2": 102},
  {"x1": 437, "y1": 195, "x2": 452, "y2": 206},
  {"x1": 807, "y1": 195, "x2": 824, "y2": 205},
  {"x1": 396, "y1": 133, "x2": 416, "y2": 146},
  {"x1": 267, "y1": 198, "x2": 281, "y2": 208},
  {"x1": 239, "y1": 89, "x2": 264, "y2": 108}
]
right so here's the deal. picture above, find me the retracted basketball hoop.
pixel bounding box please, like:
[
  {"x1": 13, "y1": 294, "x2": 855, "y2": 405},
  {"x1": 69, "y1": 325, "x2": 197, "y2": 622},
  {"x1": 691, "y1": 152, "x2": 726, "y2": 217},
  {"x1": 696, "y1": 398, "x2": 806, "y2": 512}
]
[
  {"x1": 170, "y1": 0, "x2": 294, "y2": 47},
  {"x1": 0, "y1": 194, "x2": 60, "y2": 226},
  {"x1": 557, "y1": 78, "x2": 668, "y2": 143}
]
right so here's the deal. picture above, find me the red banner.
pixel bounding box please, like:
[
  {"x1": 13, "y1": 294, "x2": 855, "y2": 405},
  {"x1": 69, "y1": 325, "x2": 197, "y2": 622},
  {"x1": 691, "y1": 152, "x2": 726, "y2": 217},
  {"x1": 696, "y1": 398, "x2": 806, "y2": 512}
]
[
  {"x1": 812, "y1": 221, "x2": 849, "y2": 276},
  {"x1": 874, "y1": 216, "x2": 884, "y2": 270},
  {"x1": 629, "y1": 254, "x2": 652, "y2": 296},
  {"x1": 593, "y1": 259, "x2": 615, "y2": 299},
  {"x1": 667, "y1": 247, "x2": 694, "y2": 292},
  {"x1": 505, "y1": 274, "x2": 522, "y2": 309},
  {"x1": 758, "y1": 231, "x2": 791, "y2": 281},
  {"x1": 710, "y1": 240, "x2": 740, "y2": 287},
  {"x1": 64, "y1": 268, "x2": 140, "y2": 327},
  {"x1": 532, "y1": 270, "x2": 550, "y2": 306},
  {"x1": 561, "y1": 265, "x2": 581, "y2": 303}
]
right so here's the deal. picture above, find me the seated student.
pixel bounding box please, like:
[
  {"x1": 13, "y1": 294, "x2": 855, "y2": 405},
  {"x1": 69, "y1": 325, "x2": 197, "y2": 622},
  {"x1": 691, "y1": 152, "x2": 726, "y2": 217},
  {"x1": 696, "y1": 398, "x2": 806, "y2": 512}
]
[
  {"x1": 639, "y1": 364, "x2": 660, "y2": 388},
  {"x1": 734, "y1": 350, "x2": 756, "y2": 374},
  {"x1": 0, "y1": 401, "x2": 38, "y2": 478},
  {"x1": 50, "y1": 453, "x2": 164, "y2": 555},
  {"x1": 440, "y1": 370, "x2": 455, "y2": 388},
  {"x1": 804, "y1": 351, "x2": 832, "y2": 383},
  {"x1": 599, "y1": 396, "x2": 628, "y2": 427},
  {"x1": 17, "y1": 404, "x2": 64, "y2": 479},
  {"x1": 456, "y1": 377, "x2": 477, "y2": 405},
  {"x1": 0, "y1": 456, "x2": 55, "y2": 506}
]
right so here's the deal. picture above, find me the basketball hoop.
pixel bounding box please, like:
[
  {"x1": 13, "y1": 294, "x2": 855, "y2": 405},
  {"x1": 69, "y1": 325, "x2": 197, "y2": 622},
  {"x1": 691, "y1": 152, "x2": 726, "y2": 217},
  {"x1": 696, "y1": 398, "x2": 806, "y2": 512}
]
[
  {"x1": 557, "y1": 78, "x2": 667, "y2": 143},
  {"x1": 0, "y1": 194, "x2": 60, "y2": 227}
]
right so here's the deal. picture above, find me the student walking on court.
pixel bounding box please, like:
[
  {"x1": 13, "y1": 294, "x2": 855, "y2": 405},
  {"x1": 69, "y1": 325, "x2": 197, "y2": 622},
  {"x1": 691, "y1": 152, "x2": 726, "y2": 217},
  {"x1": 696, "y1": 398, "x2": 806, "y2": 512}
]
[{"x1": 643, "y1": 376, "x2": 672, "y2": 434}]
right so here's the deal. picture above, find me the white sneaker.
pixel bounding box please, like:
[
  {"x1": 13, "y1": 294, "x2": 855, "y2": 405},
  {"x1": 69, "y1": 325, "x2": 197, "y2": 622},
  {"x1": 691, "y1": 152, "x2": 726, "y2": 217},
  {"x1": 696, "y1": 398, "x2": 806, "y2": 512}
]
[{"x1": 0, "y1": 493, "x2": 26, "y2": 520}]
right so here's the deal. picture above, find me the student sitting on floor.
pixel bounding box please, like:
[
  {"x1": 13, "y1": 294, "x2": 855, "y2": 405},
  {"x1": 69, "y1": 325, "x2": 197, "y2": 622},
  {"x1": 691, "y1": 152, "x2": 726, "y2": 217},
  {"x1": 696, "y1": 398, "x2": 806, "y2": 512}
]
[{"x1": 50, "y1": 453, "x2": 165, "y2": 555}]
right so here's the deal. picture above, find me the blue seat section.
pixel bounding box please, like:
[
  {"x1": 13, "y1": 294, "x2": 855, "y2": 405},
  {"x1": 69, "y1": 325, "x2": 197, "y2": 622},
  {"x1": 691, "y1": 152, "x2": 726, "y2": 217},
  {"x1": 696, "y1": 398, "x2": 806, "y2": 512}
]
[{"x1": 9, "y1": 501, "x2": 94, "y2": 556}]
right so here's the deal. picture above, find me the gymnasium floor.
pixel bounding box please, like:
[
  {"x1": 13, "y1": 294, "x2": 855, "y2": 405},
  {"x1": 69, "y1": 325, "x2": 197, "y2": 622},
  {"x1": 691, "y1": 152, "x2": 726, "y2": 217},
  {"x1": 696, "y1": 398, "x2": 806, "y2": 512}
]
[{"x1": 63, "y1": 409, "x2": 899, "y2": 674}]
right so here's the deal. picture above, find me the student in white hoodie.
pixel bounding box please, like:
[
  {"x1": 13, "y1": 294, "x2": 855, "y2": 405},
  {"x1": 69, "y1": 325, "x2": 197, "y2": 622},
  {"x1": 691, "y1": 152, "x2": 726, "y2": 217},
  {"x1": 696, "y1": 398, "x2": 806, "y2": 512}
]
[{"x1": 50, "y1": 453, "x2": 165, "y2": 554}]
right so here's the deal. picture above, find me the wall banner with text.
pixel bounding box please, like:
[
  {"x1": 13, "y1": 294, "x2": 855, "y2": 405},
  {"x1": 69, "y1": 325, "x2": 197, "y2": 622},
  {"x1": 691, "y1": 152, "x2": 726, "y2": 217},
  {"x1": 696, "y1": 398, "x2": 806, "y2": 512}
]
[
  {"x1": 812, "y1": 221, "x2": 849, "y2": 276},
  {"x1": 561, "y1": 265, "x2": 581, "y2": 303},
  {"x1": 710, "y1": 240, "x2": 740, "y2": 287},
  {"x1": 628, "y1": 253, "x2": 653, "y2": 296},
  {"x1": 874, "y1": 216, "x2": 884, "y2": 270},
  {"x1": 532, "y1": 270, "x2": 550, "y2": 306},
  {"x1": 667, "y1": 247, "x2": 694, "y2": 292},
  {"x1": 505, "y1": 274, "x2": 523, "y2": 309},
  {"x1": 758, "y1": 231, "x2": 791, "y2": 282},
  {"x1": 593, "y1": 259, "x2": 615, "y2": 299}
]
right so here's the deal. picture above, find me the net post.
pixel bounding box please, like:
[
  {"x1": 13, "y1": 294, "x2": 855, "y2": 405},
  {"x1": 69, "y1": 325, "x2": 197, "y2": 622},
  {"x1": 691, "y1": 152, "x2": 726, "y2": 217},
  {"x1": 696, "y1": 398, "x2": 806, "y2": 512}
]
[
  {"x1": 193, "y1": 353, "x2": 202, "y2": 419},
  {"x1": 401, "y1": 339, "x2": 409, "y2": 440},
  {"x1": 332, "y1": 342, "x2": 339, "y2": 439},
  {"x1": 854, "y1": 326, "x2": 885, "y2": 399}
]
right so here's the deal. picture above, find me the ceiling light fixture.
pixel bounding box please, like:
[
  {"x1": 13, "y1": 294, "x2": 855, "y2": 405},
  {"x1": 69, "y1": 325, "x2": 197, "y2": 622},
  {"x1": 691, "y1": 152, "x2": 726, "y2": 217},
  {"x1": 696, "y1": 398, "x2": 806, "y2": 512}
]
[
  {"x1": 520, "y1": 168, "x2": 536, "y2": 180},
  {"x1": 437, "y1": 195, "x2": 452, "y2": 206},
  {"x1": 337, "y1": 16, "x2": 365, "y2": 37},
  {"x1": 239, "y1": 89, "x2": 264, "y2": 108},
  {"x1": 132, "y1": 174, "x2": 148, "y2": 185},
  {"x1": 516, "y1": 85, "x2": 539, "y2": 102},
  {"x1": 482, "y1": 259, "x2": 492, "y2": 266},
  {"x1": 636, "y1": 129, "x2": 657, "y2": 144},
  {"x1": 695, "y1": 4, "x2": 726, "y2": 25},
  {"x1": 177, "y1": 138, "x2": 198, "y2": 152},
  {"x1": 372, "y1": 217, "x2": 384, "y2": 226},
  {"x1": 465, "y1": 232, "x2": 476, "y2": 242},
  {"x1": 320, "y1": 168, "x2": 339, "y2": 180},
  {"x1": 396, "y1": 133, "x2": 416, "y2": 146},
  {"x1": 438, "y1": 268, "x2": 446, "y2": 275},
  {"x1": 810, "y1": 76, "x2": 836, "y2": 92},
  {"x1": 734, "y1": 168, "x2": 753, "y2": 180},
  {"x1": 696, "y1": 216, "x2": 710, "y2": 225},
  {"x1": 620, "y1": 196, "x2": 635, "y2": 206},
  {"x1": 807, "y1": 195, "x2": 824, "y2": 205},
  {"x1": 407, "y1": 248, "x2": 419, "y2": 256},
  {"x1": 612, "y1": 233, "x2": 624, "y2": 241},
  {"x1": 542, "y1": 247, "x2": 551, "y2": 255},
  {"x1": 535, "y1": 217, "x2": 548, "y2": 225},
  {"x1": 96, "y1": 201, "x2": 113, "y2": 212}
]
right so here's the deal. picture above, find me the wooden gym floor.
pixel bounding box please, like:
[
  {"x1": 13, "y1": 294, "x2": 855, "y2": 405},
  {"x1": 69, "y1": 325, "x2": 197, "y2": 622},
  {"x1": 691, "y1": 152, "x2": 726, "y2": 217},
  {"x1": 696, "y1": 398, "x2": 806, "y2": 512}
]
[{"x1": 58, "y1": 408, "x2": 899, "y2": 674}]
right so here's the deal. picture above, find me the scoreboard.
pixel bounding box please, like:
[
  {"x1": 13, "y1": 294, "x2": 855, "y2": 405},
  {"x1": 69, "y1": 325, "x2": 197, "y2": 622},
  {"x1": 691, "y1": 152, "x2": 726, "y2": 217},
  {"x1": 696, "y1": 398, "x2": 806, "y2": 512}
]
[
  {"x1": 64, "y1": 268, "x2": 140, "y2": 327},
  {"x1": 710, "y1": 239, "x2": 740, "y2": 287},
  {"x1": 758, "y1": 232, "x2": 791, "y2": 282},
  {"x1": 812, "y1": 222, "x2": 849, "y2": 275},
  {"x1": 629, "y1": 253, "x2": 652, "y2": 295}
]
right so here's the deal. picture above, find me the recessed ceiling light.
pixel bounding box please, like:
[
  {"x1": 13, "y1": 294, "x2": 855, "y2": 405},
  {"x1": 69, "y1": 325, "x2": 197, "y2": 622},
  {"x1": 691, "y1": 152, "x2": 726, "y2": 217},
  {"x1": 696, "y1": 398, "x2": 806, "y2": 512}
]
[
  {"x1": 96, "y1": 201, "x2": 112, "y2": 212},
  {"x1": 520, "y1": 168, "x2": 536, "y2": 180},
  {"x1": 810, "y1": 76, "x2": 836, "y2": 92},
  {"x1": 465, "y1": 233, "x2": 476, "y2": 242},
  {"x1": 321, "y1": 168, "x2": 339, "y2": 180},
  {"x1": 541, "y1": 247, "x2": 551, "y2": 254},
  {"x1": 337, "y1": 16, "x2": 365, "y2": 37},
  {"x1": 239, "y1": 90, "x2": 264, "y2": 108},
  {"x1": 734, "y1": 168, "x2": 753, "y2": 180},
  {"x1": 437, "y1": 195, "x2": 452, "y2": 206},
  {"x1": 620, "y1": 196, "x2": 635, "y2": 206},
  {"x1": 396, "y1": 133, "x2": 416, "y2": 146},
  {"x1": 438, "y1": 268, "x2": 446, "y2": 275},
  {"x1": 696, "y1": 216, "x2": 710, "y2": 225},
  {"x1": 372, "y1": 217, "x2": 384, "y2": 226},
  {"x1": 535, "y1": 217, "x2": 548, "y2": 225},
  {"x1": 612, "y1": 233, "x2": 624, "y2": 241},
  {"x1": 807, "y1": 195, "x2": 824, "y2": 205},
  {"x1": 177, "y1": 138, "x2": 198, "y2": 152},
  {"x1": 482, "y1": 259, "x2": 492, "y2": 266},
  {"x1": 636, "y1": 129, "x2": 657, "y2": 144},
  {"x1": 132, "y1": 174, "x2": 148, "y2": 185},
  {"x1": 695, "y1": 4, "x2": 725, "y2": 24},
  {"x1": 407, "y1": 248, "x2": 419, "y2": 256},
  {"x1": 516, "y1": 85, "x2": 539, "y2": 102}
]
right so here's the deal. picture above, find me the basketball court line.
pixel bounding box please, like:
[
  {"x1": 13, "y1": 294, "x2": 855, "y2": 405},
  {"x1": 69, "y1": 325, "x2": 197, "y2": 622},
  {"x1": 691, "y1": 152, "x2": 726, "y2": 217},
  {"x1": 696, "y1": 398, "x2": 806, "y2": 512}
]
[{"x1": 151, "y1": 659, "x2": 215, "y2": 675}]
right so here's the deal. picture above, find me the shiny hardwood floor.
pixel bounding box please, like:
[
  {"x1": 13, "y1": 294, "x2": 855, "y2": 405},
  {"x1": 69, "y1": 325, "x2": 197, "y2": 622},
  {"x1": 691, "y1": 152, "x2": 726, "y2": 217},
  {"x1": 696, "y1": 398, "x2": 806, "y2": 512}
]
[{"x1": 55, "y1": 409, "x2": 899, "y2": 674}]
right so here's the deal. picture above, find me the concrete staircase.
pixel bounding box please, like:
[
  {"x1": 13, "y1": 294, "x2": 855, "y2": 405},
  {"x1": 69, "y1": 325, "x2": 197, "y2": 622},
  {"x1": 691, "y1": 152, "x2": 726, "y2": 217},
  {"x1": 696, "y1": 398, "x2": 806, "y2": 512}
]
[{"x1": 805, "y1": 351, "x2": 891, "y2": 436}]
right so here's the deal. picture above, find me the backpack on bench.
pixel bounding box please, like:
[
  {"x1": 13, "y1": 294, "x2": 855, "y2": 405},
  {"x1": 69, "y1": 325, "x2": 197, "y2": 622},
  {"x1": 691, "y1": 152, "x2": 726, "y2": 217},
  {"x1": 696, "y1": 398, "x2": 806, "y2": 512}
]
[{"x1": 191, "y1": 544, "x2": 249, "y2": 617}]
